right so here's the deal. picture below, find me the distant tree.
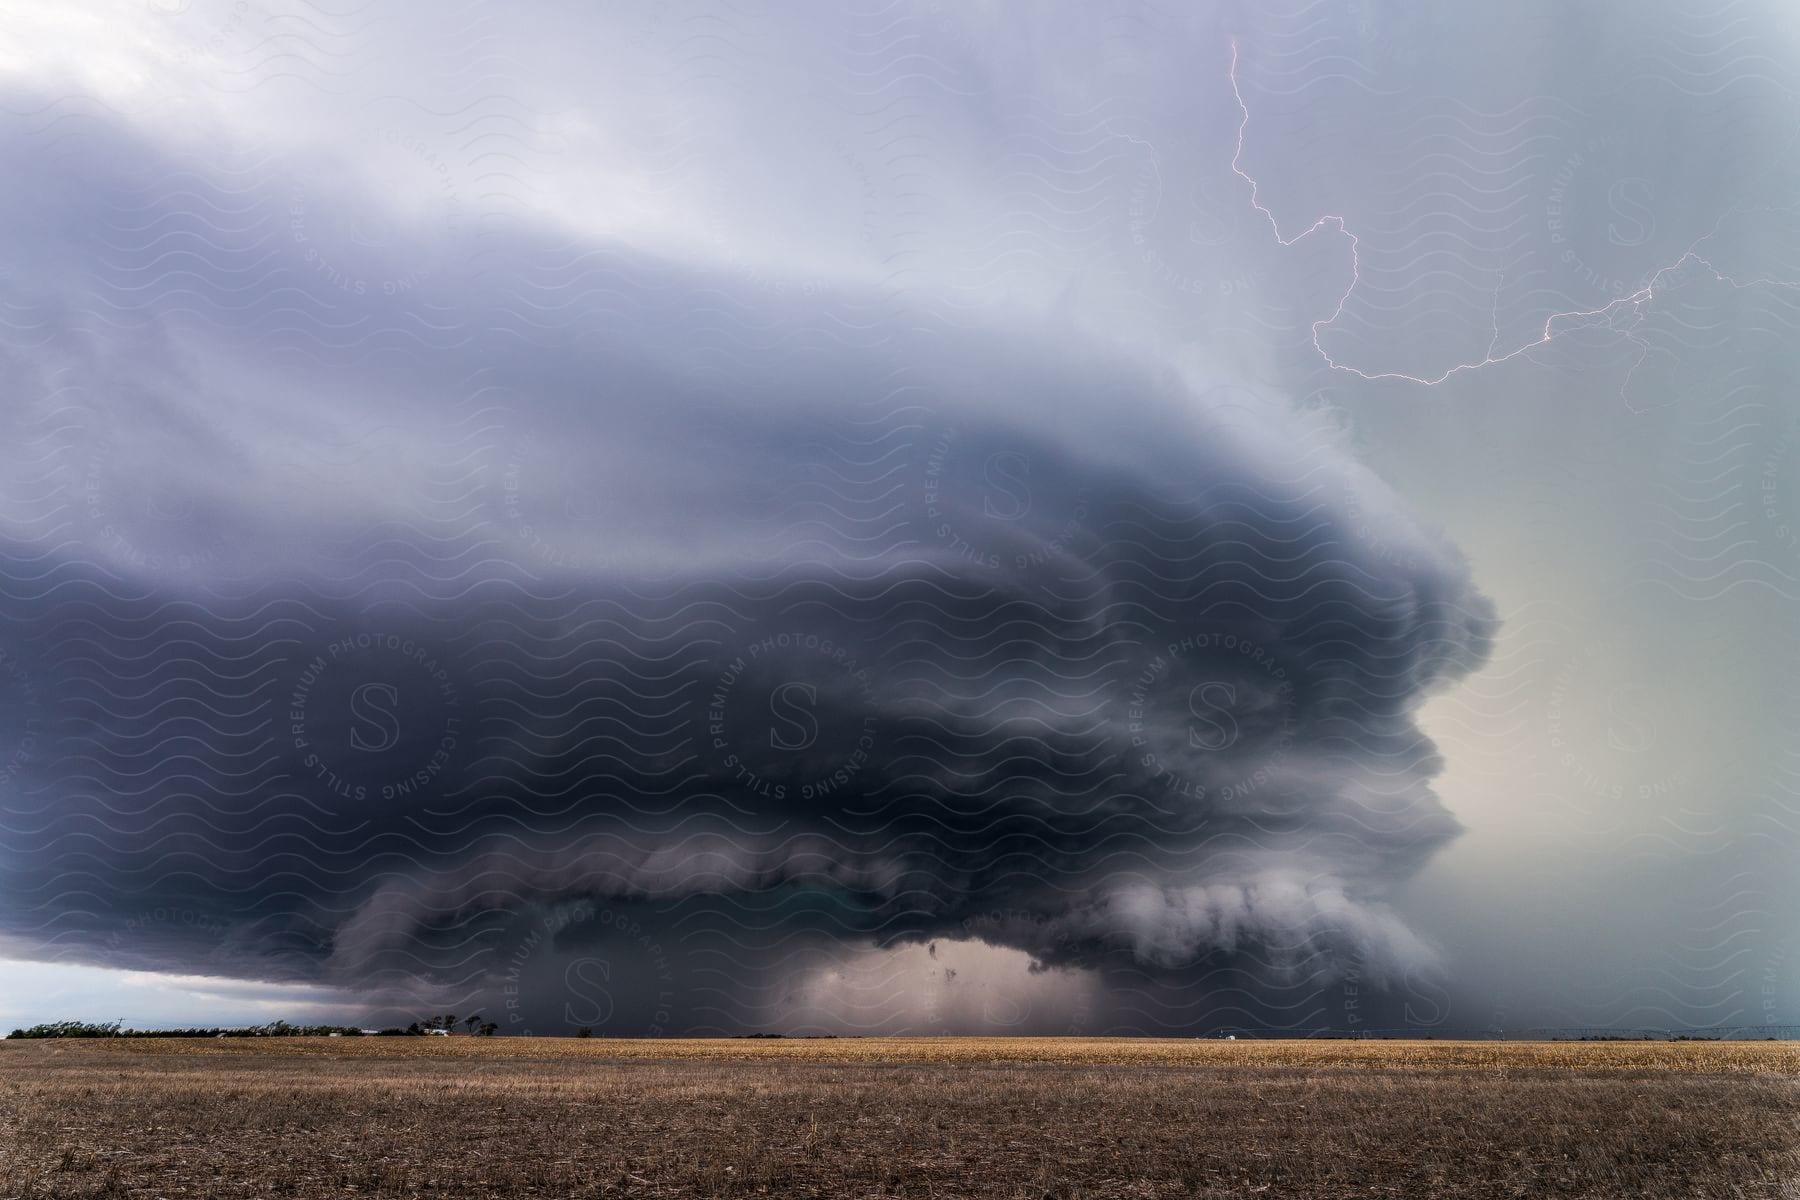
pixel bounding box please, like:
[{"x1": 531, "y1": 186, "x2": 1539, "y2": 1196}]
[
  {"x1": 8, "y1": 1020, "x2": 124, "y2": 1039},
  {"x1": 464, "y1": 1013, "x2": 483, "y2": 1035},
  {"x1": 480, "y1": 1021, "x2": 498, "y2": 1037},
  {"x1": 576, "y1": 1026, "x2": 592, "y2": 1038}
]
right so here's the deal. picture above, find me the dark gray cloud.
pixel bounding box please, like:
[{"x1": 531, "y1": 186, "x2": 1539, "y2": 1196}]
[
  {"x1": 9, "y1": 0, "x2": 1791, "y2": 1037},
  {"x1": 0, "y1": 90, "x2": 1493, "y2": 1030}
]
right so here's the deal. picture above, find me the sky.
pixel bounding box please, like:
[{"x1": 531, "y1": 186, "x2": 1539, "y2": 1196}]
[{"x1": 0, "y1": 0, "x2": 1796, "y2": 1036}]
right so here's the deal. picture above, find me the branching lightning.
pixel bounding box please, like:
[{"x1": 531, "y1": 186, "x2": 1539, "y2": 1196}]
[{"x1": 1227, "y1": 38, "x2": 1797, "y2": 387}]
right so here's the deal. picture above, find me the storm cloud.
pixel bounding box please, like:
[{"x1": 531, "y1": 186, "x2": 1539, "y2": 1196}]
[
  {"x1": 0, "y1": 0, "x2": 1543, "y2": 1034},
  {"x1": 0, "y1": 214, "x2": 1493, "y2": 1030}
]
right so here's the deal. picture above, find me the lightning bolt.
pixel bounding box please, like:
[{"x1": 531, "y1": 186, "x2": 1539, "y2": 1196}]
[{"x1": 1227, "y1": 37, "x2": 1798, "y2": 388}]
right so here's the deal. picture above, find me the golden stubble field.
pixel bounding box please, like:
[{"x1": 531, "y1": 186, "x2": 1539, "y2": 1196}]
[
  {"x1": 1, "y1": 1037, "x2": 1796, "y2": 1199},
  {"x1": 90, "y1": 1032, "x2": 1800, "y2": 1072}
]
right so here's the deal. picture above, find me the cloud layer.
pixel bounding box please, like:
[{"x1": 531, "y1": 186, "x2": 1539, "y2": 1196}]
[{"x1": 0, "y1": 0, "x2": 1499, "y2": 1033}]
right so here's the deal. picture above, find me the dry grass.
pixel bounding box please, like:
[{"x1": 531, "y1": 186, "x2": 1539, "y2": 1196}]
[
  {"x1": 72, "y1": 1033, "x2": 1800, "y2": 1073},
  {"x1": 1, "y1": 1038, "x2": 1796, "y2": 1198}
]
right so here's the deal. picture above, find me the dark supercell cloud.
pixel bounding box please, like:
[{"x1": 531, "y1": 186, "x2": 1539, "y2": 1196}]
[
  {"x1": 0, "y1": 233, "x2": 1494, "y2": 1031},
  {"x1": 0, "y1": 3, "x2": 1508, "y2": 1035}
]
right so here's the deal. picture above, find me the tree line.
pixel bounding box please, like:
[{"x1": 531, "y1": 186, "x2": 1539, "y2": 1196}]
[{"x1": 6, "y1": 1013, "x2": 501, "y2": 1039}]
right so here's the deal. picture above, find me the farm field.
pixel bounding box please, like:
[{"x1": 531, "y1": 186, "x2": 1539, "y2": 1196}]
[{"x1": 1, "y1": 1037, "x2": 1796, "y2": 1199}]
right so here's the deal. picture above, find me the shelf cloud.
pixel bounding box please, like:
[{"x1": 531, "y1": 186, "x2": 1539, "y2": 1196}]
[{"x1": 0, "y1": 0, "x2": 1502, "y2": 1033}]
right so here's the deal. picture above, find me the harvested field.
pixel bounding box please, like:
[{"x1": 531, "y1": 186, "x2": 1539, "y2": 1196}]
[
  {"x1": 1, "y1": 1037, "x2": 1795, "y2": 1198},
  {"x1": 79, "y1": 1033, "x2": 1800, "y2": 1072}
]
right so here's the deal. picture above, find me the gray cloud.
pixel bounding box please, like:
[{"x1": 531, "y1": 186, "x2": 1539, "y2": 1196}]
[
  {"x1": 0, "y1": 157, "x2": 1494, "y2": 1027},
  {"x1": 8, "y1": 0, "x2": 1787, "y2": 1037}
]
